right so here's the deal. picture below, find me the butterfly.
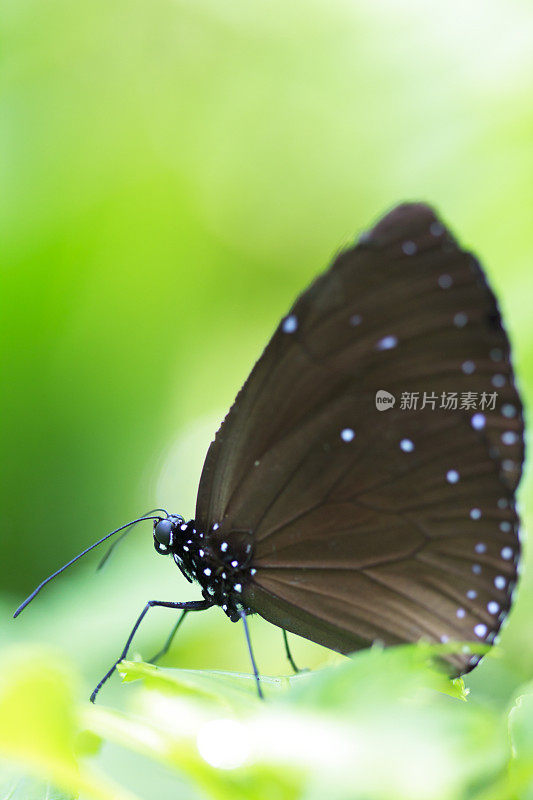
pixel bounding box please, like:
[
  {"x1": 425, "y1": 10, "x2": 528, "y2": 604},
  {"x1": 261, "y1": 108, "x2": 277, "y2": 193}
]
[{"x1": 15, "y1": 203, "x2": 524, "y2": 701}]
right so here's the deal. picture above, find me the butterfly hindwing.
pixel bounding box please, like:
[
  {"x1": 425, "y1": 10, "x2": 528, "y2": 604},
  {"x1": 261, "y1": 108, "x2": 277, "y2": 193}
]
[{"x1": 196, "y1": 203, "x2": 523, "y2": 671}]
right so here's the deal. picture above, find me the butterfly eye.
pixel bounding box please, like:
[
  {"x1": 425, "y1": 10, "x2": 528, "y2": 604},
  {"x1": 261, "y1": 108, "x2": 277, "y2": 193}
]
[{"x1": 154, "y1": 518, "x2": 173, "y2": 547}]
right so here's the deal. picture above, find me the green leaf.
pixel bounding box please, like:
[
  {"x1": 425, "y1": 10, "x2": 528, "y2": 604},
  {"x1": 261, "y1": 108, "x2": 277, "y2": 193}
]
[
  {"x1": 284, "y1": 641, "x2": 477, "y2": 711},
  {"x1": 83, "y1": 642, "x2": 508, "y2": 800},
  {"x1": 118, "y1": 659, "x2": 297, "y2": 709},
  {"x1": 507, "y1": 690, "x2": 533, "y2": 799},
  {"x1": 0, "y1": 648, "x2": 138, "y2": 800},
  {"x1": 85, "y1": 704, "x2": 304, "y2": 800},
  {"x1": 0, "y1": 770, "x2": 75, "y2": 800}
]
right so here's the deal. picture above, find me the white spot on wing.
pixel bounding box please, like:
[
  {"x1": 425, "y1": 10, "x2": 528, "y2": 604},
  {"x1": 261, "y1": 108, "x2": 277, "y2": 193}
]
[
  {"x1": 282, "y1": 314, "x2": 298, "y2": 334},
  {"x1": 430, "y1": 221, "x2": 444, "y2": 236},
  {"x1": 471, "y1": 413, "x2": 486, "y2": 430},
  {"x1": 402, "y1": 240, "x2": 417, "y2": 255},
  {"x1": 400, "y1": 438, "x2": 414, "y2": 452},
  {"x1": 340, "y1": 428, "x2": 355, "y2": 442},
  {"x1": 499, "y1": 521, "x2": 512, "y2": 533},
  {"x1": 376, "y1": 335, "x2": 398, "y2": 351}
]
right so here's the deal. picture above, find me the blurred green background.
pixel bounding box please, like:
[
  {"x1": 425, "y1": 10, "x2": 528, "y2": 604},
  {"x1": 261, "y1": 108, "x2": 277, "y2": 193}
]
[{"x1": 1, "y1": 0, "x2": 533, "y2": 798}]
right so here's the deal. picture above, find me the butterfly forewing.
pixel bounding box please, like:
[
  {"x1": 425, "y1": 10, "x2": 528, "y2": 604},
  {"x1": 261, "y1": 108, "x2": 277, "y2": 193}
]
[{"x1": 196, "y1": 203, "x2": 524, "y2": 671}]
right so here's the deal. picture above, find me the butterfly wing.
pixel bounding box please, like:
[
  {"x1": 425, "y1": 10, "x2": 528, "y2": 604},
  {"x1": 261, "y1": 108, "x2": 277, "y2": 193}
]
[{"x1": 196, "y1": 203, "x2": 524, "y2": 671}]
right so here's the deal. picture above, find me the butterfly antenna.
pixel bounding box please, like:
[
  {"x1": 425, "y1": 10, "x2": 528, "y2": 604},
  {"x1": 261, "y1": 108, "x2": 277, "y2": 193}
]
[
  {"x1": 96, "y1": 508, "x2": 169, "y2": 571},
  {"x1": 13, "y1": 514, "x2": 165, "y2": 618}
]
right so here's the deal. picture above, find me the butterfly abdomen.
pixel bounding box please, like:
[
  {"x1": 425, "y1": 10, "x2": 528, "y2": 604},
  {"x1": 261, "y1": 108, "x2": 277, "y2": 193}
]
[{"x1": 169, "y1": 519, "x2": 255, "y2": 621}]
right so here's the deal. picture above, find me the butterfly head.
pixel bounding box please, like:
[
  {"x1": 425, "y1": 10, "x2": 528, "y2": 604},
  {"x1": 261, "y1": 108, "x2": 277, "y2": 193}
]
[{"x1": 153, "y1": 514, "x2": 184, "y2": 555}]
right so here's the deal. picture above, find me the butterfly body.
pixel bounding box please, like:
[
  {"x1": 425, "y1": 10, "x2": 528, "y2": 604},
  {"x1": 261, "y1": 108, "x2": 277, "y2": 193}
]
[{"x1": 153, "y1": 516, "x2": 254, "y2": 623}]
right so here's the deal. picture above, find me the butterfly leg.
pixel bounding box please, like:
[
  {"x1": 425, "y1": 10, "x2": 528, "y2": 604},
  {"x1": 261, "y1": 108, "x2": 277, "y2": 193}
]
[
  {"x1": 282, "y1": 629, "x2": 301, "y2": 673},
  {"x1": 148, "y1": 609, "x2": 189, "y2": 663},
  {"x1": 239, "y1": 609, "x2": 264, "y2": 700},
  {"x1": 90, "y1": 599, "x2": 211, "y2": 703}
]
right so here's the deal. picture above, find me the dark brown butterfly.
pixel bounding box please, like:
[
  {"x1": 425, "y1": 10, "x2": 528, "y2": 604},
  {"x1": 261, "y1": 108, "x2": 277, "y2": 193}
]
[{"x1": 15, "y1": 203, "x2": 524, "y2": 700}]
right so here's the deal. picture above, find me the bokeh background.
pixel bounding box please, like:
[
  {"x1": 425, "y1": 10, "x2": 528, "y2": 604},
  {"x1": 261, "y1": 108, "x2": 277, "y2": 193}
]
[{"x1": 2, "y1": 1, "x2": 533, "y2": 798}]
